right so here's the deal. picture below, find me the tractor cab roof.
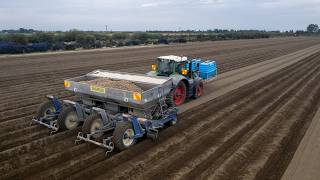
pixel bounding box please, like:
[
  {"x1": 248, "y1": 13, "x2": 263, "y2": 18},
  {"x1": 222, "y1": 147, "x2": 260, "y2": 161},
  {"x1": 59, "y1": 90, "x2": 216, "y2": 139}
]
[{"x1": 157, "y1": 55, "x2": 188, "y2": 62}]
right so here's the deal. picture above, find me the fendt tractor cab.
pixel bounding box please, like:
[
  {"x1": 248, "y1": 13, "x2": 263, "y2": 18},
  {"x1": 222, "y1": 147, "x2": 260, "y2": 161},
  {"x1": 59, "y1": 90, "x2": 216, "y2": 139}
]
[{"x1": 148, "y1": 55, "x2": 217, "y2": 106}]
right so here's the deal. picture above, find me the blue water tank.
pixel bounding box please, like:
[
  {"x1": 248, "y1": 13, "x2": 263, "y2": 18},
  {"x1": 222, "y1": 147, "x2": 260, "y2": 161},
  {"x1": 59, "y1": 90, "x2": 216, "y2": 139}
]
[
  {"x1": 191, "y1": 61, "x2": 197, "y2": 71},
  {"x1": 199, "y1": 60, "x2": 217, "y2": 80},
  {"x1": 187, "y1": 59, "x2": 200, "y2": 71}
]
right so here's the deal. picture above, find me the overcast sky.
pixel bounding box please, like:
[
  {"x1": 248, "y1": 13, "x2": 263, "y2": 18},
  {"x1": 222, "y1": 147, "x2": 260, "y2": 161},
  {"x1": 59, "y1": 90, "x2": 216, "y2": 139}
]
[{"x1": 0, "y1": 0, "x2": 319, "y2": 31}]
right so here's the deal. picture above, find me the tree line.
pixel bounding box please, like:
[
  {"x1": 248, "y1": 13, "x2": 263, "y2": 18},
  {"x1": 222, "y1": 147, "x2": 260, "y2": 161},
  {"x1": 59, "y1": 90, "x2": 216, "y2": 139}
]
[{"x1": 0, "y1": 24, "x2": 318, "y2": 54}]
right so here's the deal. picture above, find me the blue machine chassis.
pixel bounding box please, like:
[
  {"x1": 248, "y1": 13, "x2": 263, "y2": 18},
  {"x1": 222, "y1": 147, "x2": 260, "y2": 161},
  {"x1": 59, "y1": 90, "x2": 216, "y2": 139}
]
[{"x1": 32, "y1": 95, "x2": 178, "y2": 152}]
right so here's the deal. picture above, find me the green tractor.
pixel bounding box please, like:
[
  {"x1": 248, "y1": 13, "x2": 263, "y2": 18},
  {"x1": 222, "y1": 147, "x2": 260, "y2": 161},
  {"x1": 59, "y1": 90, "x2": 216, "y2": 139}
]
[{"x1": 147, "y1": 55, "x2": 217, "y2": 106}]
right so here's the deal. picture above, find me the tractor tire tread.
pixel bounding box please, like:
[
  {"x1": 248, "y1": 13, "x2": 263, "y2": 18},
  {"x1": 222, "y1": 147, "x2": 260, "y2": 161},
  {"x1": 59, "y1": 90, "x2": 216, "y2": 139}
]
[{"x1": 193, "y1": 81, "x2": 204, "y2": 99}]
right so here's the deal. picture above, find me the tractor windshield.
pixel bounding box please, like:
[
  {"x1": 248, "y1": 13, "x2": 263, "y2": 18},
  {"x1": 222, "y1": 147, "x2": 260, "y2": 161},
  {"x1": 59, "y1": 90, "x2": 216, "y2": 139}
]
[{"x1": 156, "y1": 59, "x2": 174, "y2": 76}]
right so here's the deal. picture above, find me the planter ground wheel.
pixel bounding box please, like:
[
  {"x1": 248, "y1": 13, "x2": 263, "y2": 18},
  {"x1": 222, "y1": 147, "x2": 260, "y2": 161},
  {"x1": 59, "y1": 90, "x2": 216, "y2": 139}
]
[
  {"x1": 82, "y1": 114, "x2": 104, "y2": 138},
  {"x1": 112, "y1": 122, "x2": 137, "y2": 151},
  {"x1": 57, "y1": 107, "x2": 79, "y2": 131}
]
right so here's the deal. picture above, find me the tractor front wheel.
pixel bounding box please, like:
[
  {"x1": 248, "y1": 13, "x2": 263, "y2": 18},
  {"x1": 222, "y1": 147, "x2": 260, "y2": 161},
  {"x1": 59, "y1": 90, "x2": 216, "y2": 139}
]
[
  {"x1": 173, "y1": 81, "x2": 187, "y2": 106},
  {"x1": 193, "y1": 82, "x2": 204, "y2": 99}
]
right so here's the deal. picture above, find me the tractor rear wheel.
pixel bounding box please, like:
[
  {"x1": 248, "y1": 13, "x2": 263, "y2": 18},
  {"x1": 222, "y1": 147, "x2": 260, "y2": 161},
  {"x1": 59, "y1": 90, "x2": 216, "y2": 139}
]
[
  {"x1": 112, "y1": 122, "x2": 136, "y2": 151},
  {"x1": 35, "y1": 101, "x2": 56, "y2": 120},
  {"x1": 82, "y1": 114, "x2": 104, "y2": 138},
  {"x1": 57, "y1": 107, "x2": 78, "y2": 131},
  {"x1": 173, "y1": 81, "x2": 187, "y2": 106}
]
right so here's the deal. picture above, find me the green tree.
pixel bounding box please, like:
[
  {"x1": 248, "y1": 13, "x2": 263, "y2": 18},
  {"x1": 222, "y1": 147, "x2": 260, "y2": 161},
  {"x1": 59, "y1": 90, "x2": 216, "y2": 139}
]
[
  {"x1": 29, "y1": 32, "x2": 55, "y2": 43},
  {"x1": 53, "y1": 33, "x2": 65, "y2": 43},
  {"x1": 112, "y1": 32, "x2": 128, "y2": 40},
  {"x1": 131, "y1": 32, "x2": 149, "y2": 41},
  {"x1": 75, "y1": 34, "x2": 96, "y2": 48},
  {"x1": 64, "y1": 30, "x2": 82, "y2": 42},
  {"x1": 28, "y1": 34, "x2": 40, "y2": 43},
  {"x1": 147, "y1": 33, "x2": 163, "y2": 39},
  {"x1": 36, "y1": 32, "x2": 55, "y2": 43},
  {"x1": 307, "y1": 24, "x2": 319, "y2": 33},
  {"x1": 5, "y1": 34, "x2": 28, "y2": 44},
  {"x1": 93, "y1": 33, "x2": 111, "y2": 41}
]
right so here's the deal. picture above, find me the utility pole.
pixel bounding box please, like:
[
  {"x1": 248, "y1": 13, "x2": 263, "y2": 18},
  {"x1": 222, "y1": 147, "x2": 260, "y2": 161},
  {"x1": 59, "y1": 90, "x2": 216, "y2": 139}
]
[{"x1": 105, "y1": 25, "x2": 108, "y2": 32}]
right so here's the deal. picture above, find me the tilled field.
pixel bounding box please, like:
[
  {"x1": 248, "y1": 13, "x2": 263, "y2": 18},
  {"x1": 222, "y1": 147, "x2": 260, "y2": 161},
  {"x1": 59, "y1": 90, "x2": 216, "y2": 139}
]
[{"x1": 1, "y1": 37, "x2": 320, "y2": 179}]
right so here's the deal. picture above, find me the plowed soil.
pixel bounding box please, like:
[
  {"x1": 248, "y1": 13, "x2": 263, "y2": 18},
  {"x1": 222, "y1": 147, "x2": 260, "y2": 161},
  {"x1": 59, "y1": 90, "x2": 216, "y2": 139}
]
[{"x1": 1, "y1": 37, "x2": 320, "y2": 180}]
